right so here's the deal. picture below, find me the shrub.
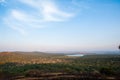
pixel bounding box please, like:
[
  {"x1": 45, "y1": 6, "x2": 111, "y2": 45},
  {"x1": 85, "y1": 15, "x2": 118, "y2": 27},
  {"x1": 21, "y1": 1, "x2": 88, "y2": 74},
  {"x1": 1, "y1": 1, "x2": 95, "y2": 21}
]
[
  {"x1": 99, "y1": 67, "x2": 113, "y2": 75},
  {"x1": 25, "y1": 69, "x2": 42, "y2": 77}
]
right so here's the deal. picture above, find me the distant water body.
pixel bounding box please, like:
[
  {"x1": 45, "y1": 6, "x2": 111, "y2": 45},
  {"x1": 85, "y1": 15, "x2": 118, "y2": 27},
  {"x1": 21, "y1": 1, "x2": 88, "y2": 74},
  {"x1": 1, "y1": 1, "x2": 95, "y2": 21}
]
[{"x1": 66, "y1": 54, "x2": 84, "y2": 57}]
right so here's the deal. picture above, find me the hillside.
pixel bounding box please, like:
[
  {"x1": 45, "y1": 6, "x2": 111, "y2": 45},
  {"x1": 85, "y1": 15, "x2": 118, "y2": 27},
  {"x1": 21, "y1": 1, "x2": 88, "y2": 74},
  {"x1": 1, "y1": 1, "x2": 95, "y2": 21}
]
[{"x1": 0, "y1": 52, "x2": 66, "y2": 64}]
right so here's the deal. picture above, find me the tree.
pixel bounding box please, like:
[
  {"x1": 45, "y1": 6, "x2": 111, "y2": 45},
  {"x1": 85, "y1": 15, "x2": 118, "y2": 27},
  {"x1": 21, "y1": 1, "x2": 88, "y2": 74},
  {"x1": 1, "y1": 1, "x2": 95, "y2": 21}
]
[{"x1": 119, "y1": 45, "x2": 120, "y2": 50}]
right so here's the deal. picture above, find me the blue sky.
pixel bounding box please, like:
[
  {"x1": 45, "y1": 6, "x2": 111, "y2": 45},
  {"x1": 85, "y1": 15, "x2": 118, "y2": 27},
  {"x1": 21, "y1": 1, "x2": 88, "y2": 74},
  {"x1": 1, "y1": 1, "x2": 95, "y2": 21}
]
[{"x1": 0, "y1": 0, "x2": 120, "y2": 52}]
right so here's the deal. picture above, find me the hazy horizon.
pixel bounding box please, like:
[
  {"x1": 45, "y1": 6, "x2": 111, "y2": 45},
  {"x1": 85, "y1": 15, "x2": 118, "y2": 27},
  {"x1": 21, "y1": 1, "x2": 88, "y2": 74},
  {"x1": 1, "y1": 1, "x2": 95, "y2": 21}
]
[{"x1": 0, "y1": 0, "x2": 120, "y2": 52}]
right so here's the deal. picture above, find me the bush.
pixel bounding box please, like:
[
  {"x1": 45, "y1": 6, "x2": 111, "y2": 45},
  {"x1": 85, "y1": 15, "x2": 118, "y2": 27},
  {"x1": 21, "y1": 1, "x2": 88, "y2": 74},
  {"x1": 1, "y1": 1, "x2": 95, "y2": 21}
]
[
  {"x1": 25, "y1": 69, "x2": 42, "y2": 77},
  {"x1": 99, "y1": 67, "x2": 114, "y2": 75}
]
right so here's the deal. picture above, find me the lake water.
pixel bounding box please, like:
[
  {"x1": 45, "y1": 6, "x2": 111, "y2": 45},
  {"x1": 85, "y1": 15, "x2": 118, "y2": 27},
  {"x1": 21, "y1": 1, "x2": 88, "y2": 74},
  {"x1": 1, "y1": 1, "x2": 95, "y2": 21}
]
[{"x1": 66, "y1": 54, "x2": 84, "y2": 57}]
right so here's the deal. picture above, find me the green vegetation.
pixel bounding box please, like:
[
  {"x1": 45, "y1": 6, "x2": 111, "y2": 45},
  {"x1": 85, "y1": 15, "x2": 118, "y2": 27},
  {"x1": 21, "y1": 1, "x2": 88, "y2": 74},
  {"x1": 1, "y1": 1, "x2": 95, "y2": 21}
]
[{"x1": 0, "y1": 52, "x2": 120, "y2": 79}]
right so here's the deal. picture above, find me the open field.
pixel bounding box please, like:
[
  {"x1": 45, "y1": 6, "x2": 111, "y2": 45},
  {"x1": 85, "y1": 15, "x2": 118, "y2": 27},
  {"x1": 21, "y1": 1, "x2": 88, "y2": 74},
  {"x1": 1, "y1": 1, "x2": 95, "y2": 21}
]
[{"x1": 0, "y1": 52, "x2": 120, "y2": 80}]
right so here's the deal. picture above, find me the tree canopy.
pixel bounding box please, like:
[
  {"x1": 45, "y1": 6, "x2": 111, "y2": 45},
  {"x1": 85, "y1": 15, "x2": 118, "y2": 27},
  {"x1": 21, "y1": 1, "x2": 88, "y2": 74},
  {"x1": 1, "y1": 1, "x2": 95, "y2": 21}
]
[{"x1": 119, "y1": 45, "x2": 120, "y2": 50}]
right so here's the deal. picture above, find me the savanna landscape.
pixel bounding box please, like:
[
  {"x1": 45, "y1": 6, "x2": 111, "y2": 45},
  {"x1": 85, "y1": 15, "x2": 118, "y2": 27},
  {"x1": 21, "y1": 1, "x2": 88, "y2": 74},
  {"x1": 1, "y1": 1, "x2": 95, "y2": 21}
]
[
  {"x1": 0, "y1": 0, "x2": 120, "y2": 80},
  {"x1": 0, "y1": 52, "x2": 120, "y2": 80}
]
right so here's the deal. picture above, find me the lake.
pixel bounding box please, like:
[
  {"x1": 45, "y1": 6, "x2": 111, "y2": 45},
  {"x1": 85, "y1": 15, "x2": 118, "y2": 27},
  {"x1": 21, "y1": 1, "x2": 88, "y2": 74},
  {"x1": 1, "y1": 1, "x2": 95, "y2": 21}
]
[{"x1": 66, "y1": 54, "x2": 84, "y2": 57}]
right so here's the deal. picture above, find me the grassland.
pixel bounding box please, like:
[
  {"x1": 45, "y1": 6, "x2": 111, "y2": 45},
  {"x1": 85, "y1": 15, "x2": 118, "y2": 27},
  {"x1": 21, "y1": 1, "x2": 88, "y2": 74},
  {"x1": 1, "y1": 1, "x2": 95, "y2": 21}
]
[{"x1": 0, "y1": 52, "x2": 120, "y2": 80}]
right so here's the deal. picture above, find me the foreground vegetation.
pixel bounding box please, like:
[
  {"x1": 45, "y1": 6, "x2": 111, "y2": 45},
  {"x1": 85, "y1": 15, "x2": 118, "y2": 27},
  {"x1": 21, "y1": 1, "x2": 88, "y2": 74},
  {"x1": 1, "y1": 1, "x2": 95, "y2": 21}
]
[{"x1": 0, "y1": 52, "x2": 120, "y2": 80}]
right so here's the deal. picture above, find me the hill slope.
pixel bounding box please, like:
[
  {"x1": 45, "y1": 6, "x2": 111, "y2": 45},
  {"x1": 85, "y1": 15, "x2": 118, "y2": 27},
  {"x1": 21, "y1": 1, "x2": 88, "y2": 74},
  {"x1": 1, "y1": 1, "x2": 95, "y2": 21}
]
[{"x1": 0, "y1": 52, "x2": 66, "y2": 64}]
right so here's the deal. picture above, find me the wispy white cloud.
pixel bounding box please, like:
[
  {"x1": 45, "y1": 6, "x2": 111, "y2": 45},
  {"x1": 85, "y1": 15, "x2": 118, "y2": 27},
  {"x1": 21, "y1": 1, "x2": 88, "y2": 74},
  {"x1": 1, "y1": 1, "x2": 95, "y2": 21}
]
[
  {"x1": 41, "y1": 0, "x2": 73, "y2": 21},
  {"x1": 3, "y1": 13, "x2": 27, "y2": 35},
  {"x1": 0, "y1": 0, "x2": 7, "y2": 7},
  {"x1": 19, "y1": 0, "x2": 74, "y2": 22},
  {"x1": 11, "y1": 10, "x2": 28, "y2": 22},
  {"x1": 0, "y1": 0, "x2": 5, "y2": 3},
  {"x1": 3, "y1": 0, "x2": 75, "y2": 34}
]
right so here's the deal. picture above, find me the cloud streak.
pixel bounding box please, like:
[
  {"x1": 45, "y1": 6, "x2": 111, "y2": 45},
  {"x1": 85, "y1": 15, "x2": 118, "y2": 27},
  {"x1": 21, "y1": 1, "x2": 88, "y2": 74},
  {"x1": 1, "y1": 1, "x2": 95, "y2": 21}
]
[
  {"x1": 19, "y1": 0, "x2": 74, "y2": 22},
  {"x1": 0, "y1": 0, "x2": 5, "y2": 3},
  {"x1": 3, "y1": 0, "x2": 76, "y2": 34}
]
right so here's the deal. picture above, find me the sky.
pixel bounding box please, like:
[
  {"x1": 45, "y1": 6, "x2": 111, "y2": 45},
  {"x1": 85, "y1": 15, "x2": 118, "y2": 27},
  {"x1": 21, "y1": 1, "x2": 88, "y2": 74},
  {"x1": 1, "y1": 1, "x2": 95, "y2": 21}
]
[{"x1": 0, "y1": 0, "x2": 120, "y2": 52}]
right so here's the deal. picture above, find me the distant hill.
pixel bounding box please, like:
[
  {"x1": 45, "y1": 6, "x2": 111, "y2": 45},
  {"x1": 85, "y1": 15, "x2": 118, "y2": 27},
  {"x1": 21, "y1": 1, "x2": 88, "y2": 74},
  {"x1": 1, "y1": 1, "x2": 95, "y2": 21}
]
[{"x1": 0, "y1": 52, "x2": 66, "y2": 64}]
